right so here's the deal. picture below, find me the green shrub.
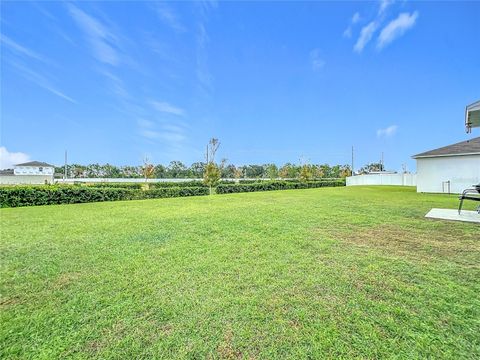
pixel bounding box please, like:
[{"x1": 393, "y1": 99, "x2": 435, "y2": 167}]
[
  {"x1": 84, "y1": 183, "x2": 143, "y2": 189},
  {"x1": 142, "y1": 187, "x2": 209, "y2": 199},
  {"x1": 0, "y1": 185, "x2": 209, "y2": 207},
  {"x1": 149, "y1": 181, "x2": 208, "y2": 188},
  {"x1": 216, "y1": 180, "x2": 345, "y2": 194}
]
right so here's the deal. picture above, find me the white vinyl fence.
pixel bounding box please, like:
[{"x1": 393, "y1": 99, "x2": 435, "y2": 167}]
[{"x1": 346, "y1": 173, "x2": 416, "y2": 187}]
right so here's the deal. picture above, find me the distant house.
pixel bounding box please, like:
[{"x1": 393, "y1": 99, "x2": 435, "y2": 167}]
[
  {"x1": 412, "y1": 137, "x2": 480, "y2": 193},
  {"x1": 0, "y1": 161, "x2": 55, "y2": 185},
  {"x1": 14, "y1": 161, "x2": 55, "y2": 176}
]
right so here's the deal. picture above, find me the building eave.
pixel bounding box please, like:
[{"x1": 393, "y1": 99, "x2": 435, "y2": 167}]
[{"x1": 412, "y1": 152, "x2": 480, "y2": 159}]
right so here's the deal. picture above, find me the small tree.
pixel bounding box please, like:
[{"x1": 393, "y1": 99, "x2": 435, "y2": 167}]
[
  {"x1": 142, "y1": 156, "x2": 155, "y2": 182},
  {"x1": 204, "y1": 162, "x2": 221, "y2": 195},
  {"x1": 203, "y1": 138, "x2": 222, "y2": 194},
  {"x1": 298, "y1": 164, "x2": 313, "y2": 182}
]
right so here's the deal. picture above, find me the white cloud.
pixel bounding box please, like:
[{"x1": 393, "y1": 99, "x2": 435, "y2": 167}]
[
  {"x1": 137, "y1": 118, "x2": 154, "y2": 128},
  {"x1": 354, "y1": 21, "x2": 378, "y2": 53},
  {"x1": 68, "y1": 5, "x2": 120, "y2": 66},
  {"x1": 8, "y1": 60, "x2": 76, "y2": 103},
  {"x1": 0, "y1": 147, "x2": 30, "y2": 169},
  {"x1": 343, "y1": 12, "x2": 361, "y2": 38},
  {"x1": 0, "y1": 35, "x2": 46, "y2": 62},
  {"x1": 309, "y1": 49, "x2": 326, "y2": 71},
  {"x1": 352, "y1": 12, "x2": 361, "y2": 24},
  {"x1": 150, "y1": 100, "x2": 185, "y2": 116},
  {"x1": 377, "y1": 125, "x2": 398, "y2": 138},
  {"x1": 377, "y1": 12, "x2": 419, "y2": 49},
  {"x1": 138, "y1": 124, "x2": 186, "y2": 143},
  {"x1": 154, "y1": 2, "x2": 186, "y2": 33},
  {"x1": 379, "y1": 0, "x2": 394, "y2": 15}
]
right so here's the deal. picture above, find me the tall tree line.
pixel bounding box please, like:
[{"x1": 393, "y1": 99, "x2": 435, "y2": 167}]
[{"x1": 55, "y1": 162, "x2": 352, "y2": 179}]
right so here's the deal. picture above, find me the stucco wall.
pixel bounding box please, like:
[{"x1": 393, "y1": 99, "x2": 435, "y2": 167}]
[
  {"x1": 416, "y1": 155, "x2": 480, "y2": 193},
  {"x1": 346, "y1": 173, "x2": 416, "y2": 187},
  {"x1": 0, "y1": 175, "x2": 54, "y2": 185}
]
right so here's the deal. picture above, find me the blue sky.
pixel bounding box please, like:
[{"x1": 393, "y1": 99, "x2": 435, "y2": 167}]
[{"x1": 1, "y1": 0, "x2": 479, "y2": 171}]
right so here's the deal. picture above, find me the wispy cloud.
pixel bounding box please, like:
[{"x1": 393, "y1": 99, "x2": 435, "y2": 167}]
[
  {"x1": 354, "y1": 21, "x2": 378, "y2": 53},
  {"x1": 196, "y1": 22, "x2": 213, "y2": 94},
  {"x1": 377, "y1": 12, "x2": 419, "y2": 49},
  {"x1": 377, "y1": 125, "x2": 398, "y2": 138},
  {"x1": 343, "y1": 12, "x2": 361, "y2": 38},
  {"x1": 309, "y1": 48, "x2": 326, "y2": 71},
  {"x1": 150, "y1": 100, "x2": 185, "y2": 116},
  {"x1": 1, "y1": 35, "x2": 47, "y2": 62},
  {"x1": 98, "y1": 69, "x2": 130, "y2": 99},
  {"x1": 9, "y1": 60, "x2": 76, "y2": 103},
  {"x1": 154, "y1": 2, "x2": 186, "y2": 33},
  {"x1": 67, "y1": 4, "x2": 120, "y2": 66},
  {"x1": 137, "y1": 117, "x2": 187, "y2": 145},
  {"x1": 379, "y1": 0, "x2": 394, "y2": 15},
  {"x1": 194, "y1": 1, "x2": 218, "y2": 97},
  {"x1": 0, "y1": 147, "x2": 30, "y2": 169}
]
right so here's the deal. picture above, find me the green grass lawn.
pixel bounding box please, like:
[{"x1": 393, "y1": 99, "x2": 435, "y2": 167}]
[{"x1": 1, "y1": 186, "x2": 479, "y2": 359}]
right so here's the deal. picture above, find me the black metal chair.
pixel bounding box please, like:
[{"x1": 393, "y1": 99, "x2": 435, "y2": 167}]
[{"x1": 458, "y1": 184, "x2": 480, "y2": 214}]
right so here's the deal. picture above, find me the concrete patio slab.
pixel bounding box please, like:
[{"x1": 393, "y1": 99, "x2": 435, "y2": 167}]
[{"x1": 425, "y1": 208, "x2": 480, "y2": 223}]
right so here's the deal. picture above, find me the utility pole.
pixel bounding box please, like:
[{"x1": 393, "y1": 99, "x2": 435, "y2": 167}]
[
  {"x1": 351, "y1": 146, "x2": 354, "y2": 176},
  {"x1": 64, "y1": 150, "x2": 67, "y2": 181},
  {"x1": 381, "y1": 152, "x2": 384, "y2": 171}
]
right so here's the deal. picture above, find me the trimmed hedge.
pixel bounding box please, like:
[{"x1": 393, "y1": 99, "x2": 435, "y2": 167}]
[
  {"x1": 0, "y1": 186, "x2": 208, "y2": 208},
  {"x1": 216, "y1": 180, "x2": 345, "y2": 194},
  {"x1": 149, "y1": 181, "x2": 208, "y2": 188},
  {"x1": 142, "y1": 187, "x2": 208, "y2": 198},
  {"x1": 85, "y1": 183, "x2": 143, "y2": 189},
  {"x1": 0, "y1": 180, "x2": 344, "y2": 207},
  {"x1": 85, "y1": 181, "x2": 209, "y2": 189}
]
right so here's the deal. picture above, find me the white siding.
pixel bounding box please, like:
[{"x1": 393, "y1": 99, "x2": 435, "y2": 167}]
[
  {"x1": 416, "y1": 155, "x2": 480, "y2": 193},
  {"x1": 14, "y1": 166, "x2": 54, "y2": 175}
]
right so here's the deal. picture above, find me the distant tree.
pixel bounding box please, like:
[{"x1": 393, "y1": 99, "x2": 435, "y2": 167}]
[
  {"x1": 279, "y1": 163, "x2": 298, "y2": 179},
  {"x1": 298, "y1": 164, "x2": 313, "y2": 182},
  {"x1": 154, "y1": 164, "x2": 167, "y2": 178},
  {"x1": 245, "y1": 165, "x2": 264, "y2": 178},
  {"x1": 339, "y1": 165, "x2": 352, "y2": 178},
  {"x1": 359, "y1": 162, "x2": 383, "y2": 174},
  {"x1": 222, "y1": 164, "x2": 236, "y2": 179},
  {"x1": 265, "y1": 164, "x2": 278, "y2": 179},
  {"x1": 189, "y1": 162, "x2": 206, "y2": 179},
  {"x1": 167, "y1": 161, "x2": 187, "y2": 178},
  {"x1": 233, "y1": 167, "x2": 243, "y2": 181}
]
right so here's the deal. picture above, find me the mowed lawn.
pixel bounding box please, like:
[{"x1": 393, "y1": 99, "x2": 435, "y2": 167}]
[{"x1": 1, "y1": 186, "x2": 479, "y2": 359}]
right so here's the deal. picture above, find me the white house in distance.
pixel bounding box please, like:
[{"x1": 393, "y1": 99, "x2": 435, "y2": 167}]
[
  {"x1": 412, "y1": 137, "x2": 480, "y2": 194},
  {"x1": 0, "y1": 161, "x2": 55, "y2": 184},
  {"x1": 14, "y1": 161, "x2": 55, "y2": 176}
]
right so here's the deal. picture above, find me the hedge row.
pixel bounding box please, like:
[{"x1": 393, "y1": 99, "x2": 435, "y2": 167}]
[
  {"x1": 85, "y1": 183, "x2": 143, "y2": 189},
  {"x1": 79, "y1": 179, "x2": 342, "y2": 189},
  {"x1": 0, "y1": 186, "x2": 208, "y2": 208},
  {"x1": 216, "y1": 180, "x2": 345, "y2": 194}
]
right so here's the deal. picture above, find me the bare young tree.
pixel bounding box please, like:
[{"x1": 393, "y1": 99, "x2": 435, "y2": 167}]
[
  {"x1": 142, "y1": 156, "x2": 154, "y2": 183},
  {"x1": 206, "y1": 138, "x2": 220, "y2": 164}
]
